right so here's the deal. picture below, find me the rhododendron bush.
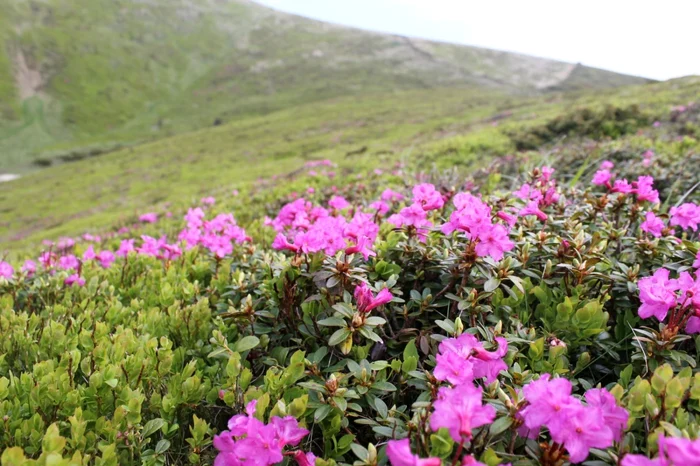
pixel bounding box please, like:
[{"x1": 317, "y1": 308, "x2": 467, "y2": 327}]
[{"x1": 2, "y1": 113, "x2": 700, "y2": 466}]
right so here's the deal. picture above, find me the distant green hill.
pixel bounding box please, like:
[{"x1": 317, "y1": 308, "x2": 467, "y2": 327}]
[{"x1": 0, "y1": 0, "x2": 650, "y2": 170}]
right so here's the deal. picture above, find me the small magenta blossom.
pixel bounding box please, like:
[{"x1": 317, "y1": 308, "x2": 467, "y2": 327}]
[
  {"x1": 622, "y1": 434, "x2": 700, "y2": 466},
  {"x1": 637, "y1": 268, "x2": 678, "y2": 321},
  {"x1": 292, "y1": 451, "x2": 317, "y2": 466},
  {"x1": 600, "y1": 160, "x2": 615, "y2": 170},
  {"x1": 96, "y1": 250, "x2": 115, "y2": 268},
  {"x1": 520, "y1": 375, "x2": 626, "y2": 463},
  {"x1": 201, "y1": 196, "x2": 216, "y2": 206},
  {"x1": 139, "y1": 212, "x2": 158, "y2": 223},
  {"x1": 386, "y1": 439, "x2": 441, "y2": 466},
  {"x1": 65, "y1": 274, "x2": 85, "y2": 287},
  {"x1": 412, "y1": 183, "x2": 444, "y2": 211},
  {"x1": 329, "y1": 195, "x2": 350, "y2": 210},
  {"x1": 633, "y1": 176, "x2": 660, "y2": 204},
  {"x1": 670, "y1": 202, "x2": 700, "y2": 231},
  {"x1": 22, "y1": 259, "x2": 36, "y2": 276},
  {"x1": 519, "y1": 200, "x2": 547, "y2": 222},
  {"x1": 640, "y1": 212, "x2": 665, "y2": 237},
  {"x1": 592, "y1": 169, "x2": 612, "y2": 186},
  {"x1": 381, "y1": 188, "x2": 404, "y2": 202},
  {"x1": 430, "y1": 384, "x2": 495, "y2": 442},
  {"x1": 82, "y1": 246, "x2": 96, "y2": 261},
  {"x1": 213, "y1": 400, "x2": 309, "y2": 466},
  {"x1": 0, "y1": 261, "x2": 14, "y2": 279},
  {"x1": 116, "y1": 239, "x2": 136, "y2": 257},
  {"x1": 58, "y1": 255, "x2": 80, "y2": 271},
  {"x1": 475, "y1": 223, "x2": 514, "y2": 261},
  {"x1": 434, "y1": 333, "x2": 507, "y2": 385},
  {"x1": 354, "y1": 282, "x2": 392, "y2": 313},
  {"x1": 612, "y1": 179, "x2": 634, "y2": 194}
]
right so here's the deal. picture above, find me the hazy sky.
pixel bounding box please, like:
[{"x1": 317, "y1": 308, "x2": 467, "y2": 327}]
[{"x1": 256, "y1": 0, "x2": 699, "y2": 81}]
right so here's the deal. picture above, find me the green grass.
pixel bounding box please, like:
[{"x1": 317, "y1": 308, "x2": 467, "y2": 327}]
[
  {"x1": 1, "y1": 77, "x2": 698, "y2": 253},
  {"x1": 0, "y1": 0, "x2": 649, "y2": 170}
]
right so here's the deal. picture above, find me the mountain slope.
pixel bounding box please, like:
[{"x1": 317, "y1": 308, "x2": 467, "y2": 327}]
[
  {"x1": 0, "y1": 0, "x2": 650, "y2": 169},
  {"x1": 2, "y1": 76, "x2": 697, "y2": 250}
]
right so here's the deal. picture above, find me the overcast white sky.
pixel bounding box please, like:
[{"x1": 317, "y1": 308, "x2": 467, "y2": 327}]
[{"x1": 256, "y1": 0, "x2": 699, "y2": 80}]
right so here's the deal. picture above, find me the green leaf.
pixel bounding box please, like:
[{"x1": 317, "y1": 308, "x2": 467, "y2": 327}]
[
  {"x1": 142, "y1": 418, "x2": 166, "y2": 438},
  {"x1": 314, "y1": 405, "x2": 332, "y2": 422},
  {"x1": 233, "y1": 336, "x2": 260, "y2": 353},
  {"x1": 484, "y1": 277, "x2": 501, "y2": 292},
  {"x1": 488, "y1": 416, "x2": 513, "y2": 436},
  {"x1": 155, "y1": 439, "x2": 171, "y2": 454},
  {"x1": 329, "y1": 328, "x2": 351, "y2": 346},
  {"x1": 317, "y1": 317, "x2": 347, "y2": 327}
]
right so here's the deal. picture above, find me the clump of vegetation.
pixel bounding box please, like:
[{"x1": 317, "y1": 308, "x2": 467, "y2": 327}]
[
  {"x1": 1, "y1": 101, "x2": 699, "y2": 466},
  {"x1": 508, "y1": 104, "x2": 649, "y2": 150}
]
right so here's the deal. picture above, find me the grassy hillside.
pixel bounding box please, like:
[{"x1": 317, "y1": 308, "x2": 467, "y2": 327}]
[
  {"x1": 0, "y1": 0, "x2": 649, "y2": 170},
  {"x1": 1, "y1": 76, "x2": 698, "y2": 252}
]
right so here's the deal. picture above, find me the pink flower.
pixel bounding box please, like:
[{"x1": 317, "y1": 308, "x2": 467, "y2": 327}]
[
  {"x1": 634, "y1": 176, "x2": 660, "y2": 203},
  {"x1": 139, "y1": 212, "x2": 158, "y2": 223},
  {"x1": 688, "y1": 316, "x2": 700, "y2": 334},
  {"x1": 412, "y1": 183, "x2": 444, "y2": 211},
  {"x1": 22, "y1": 259, "x2": 36, "y2": 276},
  {"x1": 557, "y1": 404, "x2": 615, "y2": 463},
  {"x1": 381, "y1": 188, "x2": 404, "y2": 202},
  {"x1": 65, "y1": 274, "x2": 85, "y2": 287},
  {"x1": 345, "y1": 235, "x2": 376, "y2": 260},
  {"x1": 592, "y1": 169, "x2": 612, "y2": 186},
  {"x1": 116, "y1": 239, "x2": 136, "y2": 257},
  {"x1": 461, "y1": 457, "x2": 487, "y2": 466},
  {"x1": 292, "y1": 451, "x2": 317, "y2": 466},
  {"x1": 475, "y1": 224, "x2": 514, "y2": 261},
  {"x1": 520, "y1": 374, "x2": 576, "y2": 436},
  {"x1": 693, "y1": 251, "x2": 700, "y2": 269},
  {"x1": 0, "y1": 261, "x2": 14, "y2": 279},
  {"x1": 600, "y1": 160, "x2": 615, "y2": 170},
  {"x1": 329, "y1": 195, "x2": 350, "y2": 210},
  {"x1": 213, "y1": 400, "x2": 309, "y2": 466},
  {"x1": 540, "y1": 166, "x2": 555, "y2": 182},
  {"x1": 640, "y1": 212, "x2": 665, "y2": 237},
  {"x1": 386, "y1": 439, "x2": 441, "y2": 466},
  {"x1": 612, "y1": 179, "x2": 634, "y2": 194},
  {"x1": 621, "y1": 455, "x2": 663, "y2": 466},
  {"x1": 354, "y1": 282, "x2": 393, "y2": 313},
  {"x1": 369, "y1": 200, "x2": 390, "y2": 215},
  {"x1": 434, "y1": 333, "x2": 507, "y2": 386},
  {"x1": 82, "y1": 246, "x2": 96, "y2": 261},
  {"x1": 201, "y1": 196, "x2": 216, "y2": 205},
  {"x1": 670, "y1": 202, "x2": 700, "y2": 231},
  {"x1": 58, "y1": 255, "x2": 80, "y2": 271},
  {"x1": 584, "y1": 388, "x2": 629, "y2": 442},
  {"x1": 270, "y1": 416, "x2": 309, "y2": 447},
  {"x1": 519, "y1": 200, "x2": 547, "y2": 222},
  {"x1": 96, "y1": 250, "x2": 115, "y2": 268},
  {"x1": 637, "y1": 268, "x2": 678, "y2": 321},
  {"x1": 430, "y1": 385, "x2": 495, "y2": 442}
]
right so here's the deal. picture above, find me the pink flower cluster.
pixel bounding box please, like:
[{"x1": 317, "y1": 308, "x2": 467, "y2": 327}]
[
  {"x1": 179, "y1": 208, "x2": 249, "y2": 258},
  {"x1": 433, "y1": 333, "x2": 508, "y2": 386},
  {"x1": 442, "y1": 192, "x2": 514, "y2": 261},
  {"x1": 388, "y1": 183, "x2": 444, "y2": 241},
  {"x1": 213, "y1": 400, "x2": 312, "y2": 466},
  {"x1": 270, "y1": 198, "x2": 379, "y2": 259},
  {"x1": 519, "y1": 375, "x2": 628, "y2": 463},
  {"x1": 513, "y1": 166, "x2": 559, "y2": 222},
  {"x1": 637, "y1": 268, "x2": 700, "y2": 334},
  {"x1": 591, "y1": 162, "x2": 660, "y2": 203},
  {"x1": 669, "y1": 202, "x2": 700, "y2": 232},
  {"x1": 354, "y1": 282, "x2": 393, "y2": 313},
  {"x1": 622, "y1": 434, "x2": 700, "y2": 465},
  {"x1": 0, "y1": 261, "x2": 14, "y2": 280},
  {"x1": 640, "y1": 212, "x2": 666, "y2": 237}
]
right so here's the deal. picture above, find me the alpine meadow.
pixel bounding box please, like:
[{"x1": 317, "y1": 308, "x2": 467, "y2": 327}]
[{"x1": 0, "y1": 1, "x2": 699, "y2": 466}]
